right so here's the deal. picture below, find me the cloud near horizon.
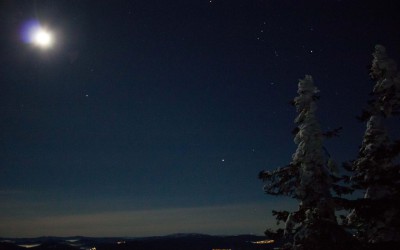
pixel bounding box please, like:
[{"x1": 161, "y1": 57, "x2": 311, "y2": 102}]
[{"x1": 0, "y1": 201, "x2": 295, "y2": 238}]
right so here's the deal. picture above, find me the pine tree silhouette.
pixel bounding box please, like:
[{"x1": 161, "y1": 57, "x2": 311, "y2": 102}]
[
  {"x1": 345, "y1": 45, "x2": 400, "y2": 245},
  {"x1": 260, "y1": 75, "x2": 357, "y2": 249}
]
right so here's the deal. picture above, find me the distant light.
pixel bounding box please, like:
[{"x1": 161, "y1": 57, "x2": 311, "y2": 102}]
[
  {"x1": 252, "y1": 239, "x2": 275, "y2": 244},
  {"x1": 18, "y1": 244, "x2": 41, "y2": 248}
]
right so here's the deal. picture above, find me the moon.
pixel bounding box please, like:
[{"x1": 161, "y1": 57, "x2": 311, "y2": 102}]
[
  {"x1": 20, "y1": 20, "x2": 54, "y2": 49},
  {"x1": 32, "y1": 28, "x2": 53, "y2": 48}
]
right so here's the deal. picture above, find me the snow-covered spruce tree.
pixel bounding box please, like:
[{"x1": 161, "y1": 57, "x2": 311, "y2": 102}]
[
  {"x1": 260, "y1": 75, "x2": 357, "y2": 250},
  {"x1": 346, "y1": 45, "x2": 400, "y2": 244}
]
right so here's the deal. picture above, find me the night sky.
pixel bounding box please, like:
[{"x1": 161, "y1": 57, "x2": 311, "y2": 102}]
[{"x1": 1, "y1": 0, "x2": 400, "y2": 237}]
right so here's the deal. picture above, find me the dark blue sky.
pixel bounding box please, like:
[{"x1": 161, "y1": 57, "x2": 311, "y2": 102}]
[{"x1": 1, "y1": 0, "x2": 399, "y2": 237}]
